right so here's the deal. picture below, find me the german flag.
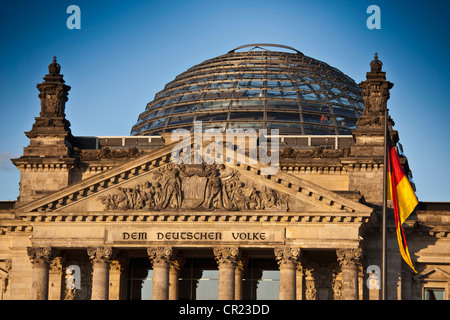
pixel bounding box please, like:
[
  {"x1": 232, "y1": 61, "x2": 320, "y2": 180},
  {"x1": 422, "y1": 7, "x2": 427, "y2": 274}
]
[{"x1": 387, "y1": 134, "x2": 418, "y2": 273}]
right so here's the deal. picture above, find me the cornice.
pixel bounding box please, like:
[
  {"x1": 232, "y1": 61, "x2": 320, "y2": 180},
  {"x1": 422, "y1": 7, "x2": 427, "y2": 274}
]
[{"x1": 15, "y1": 210, "x2": 376, "y2": 225}]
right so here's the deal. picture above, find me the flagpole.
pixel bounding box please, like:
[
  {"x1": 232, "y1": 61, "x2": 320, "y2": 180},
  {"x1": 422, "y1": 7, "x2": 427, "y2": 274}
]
[{"x1": 382, "y1": 107, "x2": 388, "y2": 300}]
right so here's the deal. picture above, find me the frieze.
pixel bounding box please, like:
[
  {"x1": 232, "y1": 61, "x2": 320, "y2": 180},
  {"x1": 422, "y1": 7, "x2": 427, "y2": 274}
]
[
  {"x1": 105, "y1": 228, "x2": 284, "y2": 245},
  {"x1": 77, "y1": 147, "x2": 144, "y2": 161},
  {"x1": 280, "y1": 147, "x2": 351, "y2": 159},
  {"x1": 99, "y1": 163, "x2": 290, "y2": 212}
]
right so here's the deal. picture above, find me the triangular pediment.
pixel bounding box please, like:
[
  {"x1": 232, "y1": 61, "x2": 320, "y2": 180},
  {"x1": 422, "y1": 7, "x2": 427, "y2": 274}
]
[
  {"x1": 414, "y1": 267, "x2": 450, "y2": 281},
  {"x1": 15, "y1": 137, "x2": 373, "y2": 218}
]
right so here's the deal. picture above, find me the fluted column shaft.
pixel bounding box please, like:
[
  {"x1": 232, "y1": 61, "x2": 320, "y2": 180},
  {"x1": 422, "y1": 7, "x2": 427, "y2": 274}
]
[
  {"x1": 148, "y1": 247, "x2": 173, "y2": 300},
  {"x1": 27, "y1": 247, "x2": 52, "y2": 300},
  {"x1": 275, "y1": 247, "x2": 301, "y2": 300},
  {"x1": 88, "y1": 247, "x2": 112, "y2": 300}
]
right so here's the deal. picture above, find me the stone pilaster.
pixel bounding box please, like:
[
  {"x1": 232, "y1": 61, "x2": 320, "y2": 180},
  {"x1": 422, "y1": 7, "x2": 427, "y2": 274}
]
[
  {"x1": 296, "y1": 263, "x2": 303, "y2": 300},
  {"x1": 87, "y1": 247, "x2": 112, "y2": 300},
  {"x1": 27, "y1": 247, "x2": 52, "y2": 300},
  {"x1": 336, "y1": 248, "x2": 362, "y2": 300},
  {"x1": 275, "y1": 247, "x2": 301, "y2": 300},
  {"x1": 169, "y1": 253, "x2": 185, "y2": 300},
  {"x1": 214, "y1": 247, "x2": 240, "y2": 300},
  {"x1": 235, "y1": 254, "x2": 248, "y2": 300},
  {"x1": 48, "y1": 255, "x2": 65, "y2": 300},
  {"x1": 148, "y1": 247, "x2": 173, "y2": 300},
  {"x1": 109, "y1": 255, "x2": 128, "y2": 300}
]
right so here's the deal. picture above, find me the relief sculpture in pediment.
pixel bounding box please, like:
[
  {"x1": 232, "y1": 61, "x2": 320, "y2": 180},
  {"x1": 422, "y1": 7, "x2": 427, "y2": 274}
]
[{"x1": 99, "y1": 163, "x2": 289, "y2": 212}]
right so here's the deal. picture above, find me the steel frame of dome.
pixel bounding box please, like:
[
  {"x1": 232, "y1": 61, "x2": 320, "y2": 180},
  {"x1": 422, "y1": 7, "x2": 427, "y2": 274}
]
[{"x1": 131, "y1": 44, "x2": 364, "y2": 136}]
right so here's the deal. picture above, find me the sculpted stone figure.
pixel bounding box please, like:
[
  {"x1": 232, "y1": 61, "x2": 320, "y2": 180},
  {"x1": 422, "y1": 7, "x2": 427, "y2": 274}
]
[{"x1": 99, "y1": 163, "x2": 290, "y2": 212}]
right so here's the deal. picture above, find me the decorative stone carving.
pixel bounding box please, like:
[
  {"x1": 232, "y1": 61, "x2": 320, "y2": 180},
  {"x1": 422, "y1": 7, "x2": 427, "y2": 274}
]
[
  {"x1": 49, "y1": 256, "x2": 65, "y2": 273},
  {"x1": 27, "y1": 247, "x2": 52, "y2": 266},
  {"x1": 280, "y1": 146, "x2": 351, "y2": 159},
  {"x1": 304, "y1": 268, "x2": 317, "y2": 300},
  {"x1": 148, "y1": 247, "x2": 173, "y2": 268},
  {"x1": 170, "y1": 254, "x2": 185, "y2": 274},
  {"x1": 87, "y1": 247, "x2": 112, "y2": 267},
  {"x1": 99, "y1": 163, "x2": 290, "y2": 212},
  {"x1": 235, "y1": 254, "x2": 249, "y2": 274},
  {"x1": 274, "y1": 247, "x2": 301, "y2": 269},
  {"x1": 213, "y1": 247, "x2": 240, "y2": 267},
  {"x1": 79, "y1": 147, "x2": 144, "y2": 160},
  {"x1": 336, "y1": 248, "x2": 362, "y2": 267},
  {"x1": 0, "y1": 260, "x2": 12, "y2": 295},
  {"x1": 303, "y1": 261, "x2": 342, "y2": 300},
  {"x1": 332, "y1": 277, "x2": 342, "y2": 300}
]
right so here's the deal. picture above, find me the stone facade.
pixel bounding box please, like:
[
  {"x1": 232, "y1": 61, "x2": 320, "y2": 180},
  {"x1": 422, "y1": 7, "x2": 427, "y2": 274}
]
[{"x1": 0, "y1": 56, "x2": 449, "y2": 300}]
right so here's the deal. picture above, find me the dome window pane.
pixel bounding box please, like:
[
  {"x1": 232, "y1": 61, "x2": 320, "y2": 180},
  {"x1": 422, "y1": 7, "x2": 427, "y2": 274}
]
[
  {"x1": 234, "y1": 90, "x2": 264, "y2": 98},
  {"x1": 229, "y1": 111, "x2": 264, "y2": 121},
  {"x1": 197, "y1": 112, "x2": 228, "y2": 122},
  {"x1": 301, "y1": 93, "x2": 318, "y2": 101},
  {"x1": 267, "y1": 112, "x2": 300, "y2": 122},
  {"x1": 201, "y1": 101, "x2": 231, "y2": 110},
  {"x1": 172, "y1": 103, "x2": 199, "y2": 114},
  {"x1": 266, "y1": 100, "x2": 299, "y2": 110},
  {"x1": 231, "y1": 100, "x2": 265, "y2": 109},
  {"x1": 168, "y1": 114, "x2": 195, "y2": 125}
]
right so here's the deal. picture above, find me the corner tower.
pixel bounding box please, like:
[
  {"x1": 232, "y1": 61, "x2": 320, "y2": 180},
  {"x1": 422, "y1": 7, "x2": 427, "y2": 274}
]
[
  {"x1": 12, "y1": 57, "x2": 76, "y2": 204},
  {"x1": 351, "y1": 53, "x2": 396, "y2": 157}
]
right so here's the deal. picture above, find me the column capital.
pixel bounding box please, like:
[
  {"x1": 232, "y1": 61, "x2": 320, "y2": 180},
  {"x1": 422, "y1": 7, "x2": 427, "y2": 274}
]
[
  {"x1": 213, "y1": 247, "x2": 240, "y2": 268},
  {"x1": 27, "y1": 247, "x2": 52, "y2": 266},
  {"x1": 336, "y1": 248, "x2": 362, "y2": 267},
  {"x1": 49, "y1": 255, "x2": 66, "y2": 272},
  {"x1": 148, "y1": 247, "x2": 173, "y2": 268},
  {"x1": 87, "y1": 247, "x2": 112, "y2": 267},
  {"x1": 274, "y1": 247, "x2": 301, "y2": 269}
]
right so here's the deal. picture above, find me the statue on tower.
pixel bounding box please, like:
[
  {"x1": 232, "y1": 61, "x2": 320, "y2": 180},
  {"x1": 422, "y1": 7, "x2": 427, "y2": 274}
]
[
  {"x1": 357, "y1": 53, "x2": 394, "y2": 127},
  {"x1": 36, "y1": 56, "x2": 71, "y2": 118}
]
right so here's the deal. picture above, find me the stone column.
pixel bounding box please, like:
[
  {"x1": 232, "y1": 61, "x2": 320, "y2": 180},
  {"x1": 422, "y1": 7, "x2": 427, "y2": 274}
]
[
  {"x1": 336, "y1": 248, "x2": 362, "y2": 300},
  {"x1": 214, "y1": 247, "x2": 240, "y2": 300},
  {"x1": 169, "y1": 253, "x2": 185, "y2": 300},
  {"x1": 235, "y1": 255, "x2": 248, "y2": 300},
  {"x1": 27, "y1": 247, "x2": 52, "y2": 300},
  {"x1": 148, "y1": 247, "x2": 173, "y2": 300},
  {"x1": 275, "y1": 247, "x2": 300, "y2": 300},
  {"x1": 87, "y1": 247, "x2": 112, "y2": 300}
]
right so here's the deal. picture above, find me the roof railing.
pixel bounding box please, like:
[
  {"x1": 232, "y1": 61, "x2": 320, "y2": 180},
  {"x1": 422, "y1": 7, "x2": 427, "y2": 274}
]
[{"x1": 228, "y1": 43, "x2": 303, "y2": 55}]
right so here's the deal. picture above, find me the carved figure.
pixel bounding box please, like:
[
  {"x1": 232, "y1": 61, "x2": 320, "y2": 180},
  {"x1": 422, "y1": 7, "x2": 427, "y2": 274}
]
[{"x1": 99, "y1": 164, "x2": 290, "y2": 212}]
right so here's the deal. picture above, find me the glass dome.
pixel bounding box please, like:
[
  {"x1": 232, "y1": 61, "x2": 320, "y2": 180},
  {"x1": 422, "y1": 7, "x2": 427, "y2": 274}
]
[{"x1": 131, "y1": 44, "x2": 364, "y2": 136}]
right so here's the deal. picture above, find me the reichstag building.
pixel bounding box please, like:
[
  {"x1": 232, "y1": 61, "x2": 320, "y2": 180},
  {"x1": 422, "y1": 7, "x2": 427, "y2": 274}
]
[{"x1": 0, "y1": 44, "x2": 448, "y2": 300}]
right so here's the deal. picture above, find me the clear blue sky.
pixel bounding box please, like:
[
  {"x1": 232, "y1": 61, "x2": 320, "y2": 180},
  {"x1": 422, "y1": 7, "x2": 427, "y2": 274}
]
[{"x1": 0, "y1": 0, "x2": 449, "y2": 202}]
